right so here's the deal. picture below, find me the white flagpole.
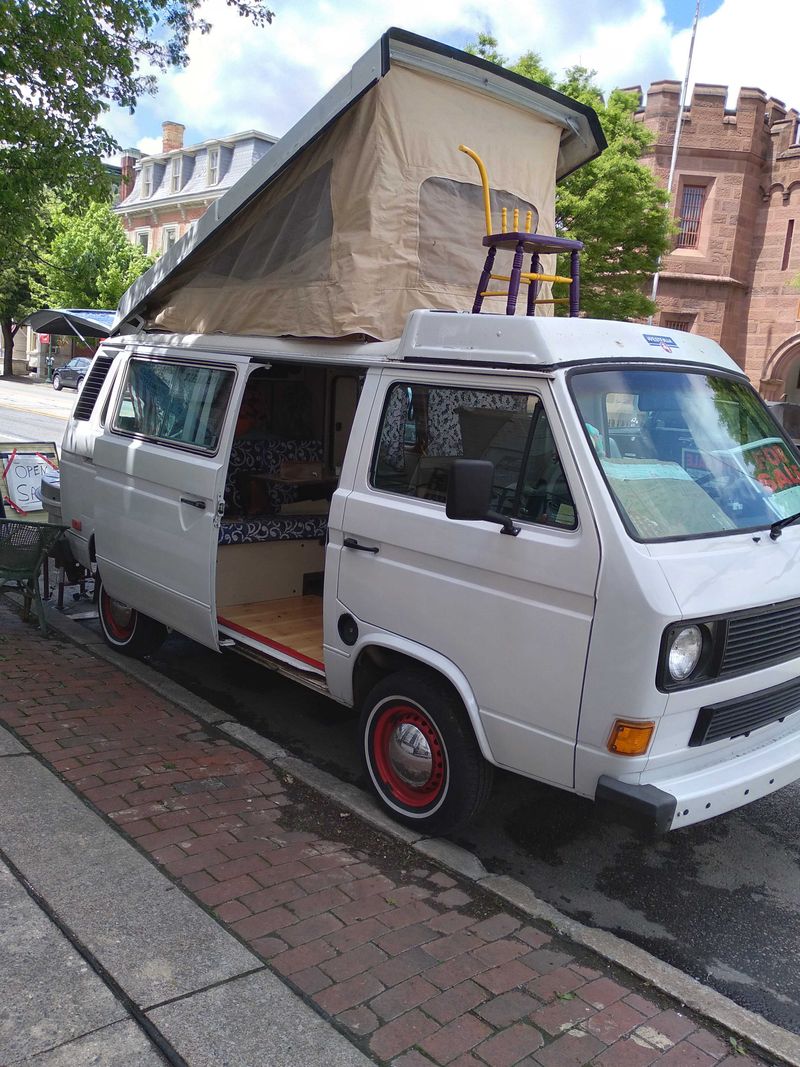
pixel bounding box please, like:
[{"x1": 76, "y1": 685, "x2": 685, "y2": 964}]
[{"x1": 649, "y1": 0, "x2": 702, "y2": 323}]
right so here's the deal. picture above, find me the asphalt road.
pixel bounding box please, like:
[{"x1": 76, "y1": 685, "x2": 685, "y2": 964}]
[
  {"x1": 0, "y1": 377, "x2": 71, "y2": 445},
  {"x1": 4, "y1": 380, "x2": 799, "y2": 1035}
]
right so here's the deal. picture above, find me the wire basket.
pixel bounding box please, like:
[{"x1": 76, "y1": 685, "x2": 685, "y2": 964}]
[{"x1": 0, "y1": 520, "x2": 66, "y2": 632}]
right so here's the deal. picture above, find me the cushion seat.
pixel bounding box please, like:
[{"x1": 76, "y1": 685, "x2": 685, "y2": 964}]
[{"x1": 219, "y1": 516, "x2": 328, "y2": 546}]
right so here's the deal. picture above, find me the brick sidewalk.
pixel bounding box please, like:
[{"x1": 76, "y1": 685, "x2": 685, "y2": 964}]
[{"x1": 0, "y1": 600, "x2": 771, "y2": 1067}]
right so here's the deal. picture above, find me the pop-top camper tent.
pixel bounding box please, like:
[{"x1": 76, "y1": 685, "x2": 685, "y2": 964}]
[{"x1": 114, "y1": 29, "x2": 606, "y2": 342}]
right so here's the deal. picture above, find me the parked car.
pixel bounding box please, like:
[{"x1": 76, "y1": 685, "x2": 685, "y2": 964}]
[{"x1": 52, "y1": 357, "x2": 92, "y2": 392}]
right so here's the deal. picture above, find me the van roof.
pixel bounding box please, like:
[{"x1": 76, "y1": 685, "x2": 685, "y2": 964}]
[
  {"x1": 106, "y1": 310, "x2": 742, "y2": 375},
  {"x1": 398, "y1": 311, "x2": 742, "y2": 373}
]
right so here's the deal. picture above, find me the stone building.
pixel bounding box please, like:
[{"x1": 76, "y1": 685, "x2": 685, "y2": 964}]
[
  {"x1": 115, "y1": 120, "x2": 277, "y2": 258},
  {"x1": 629, "y1": 81, "x2": 800, "y2": 397}
]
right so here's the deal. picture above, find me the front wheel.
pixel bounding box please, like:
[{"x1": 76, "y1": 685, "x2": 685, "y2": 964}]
[
  {"x1": 52, "y1": 373, "x2": 62, "y2": 391},
  {"x1": 360, "y1": 670, "x2": 493, "y2": 835},
  {"x1": 97, "y1": 578, "x2": 166, "y2": 658}
]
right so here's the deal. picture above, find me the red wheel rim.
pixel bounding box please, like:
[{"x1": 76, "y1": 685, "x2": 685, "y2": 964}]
[
  {"x1": 371, "y1": 702, "x2": 446, "y2": 809},
  {"x1": 100, "y1": 588, "x2": 135, "y2": 641}
]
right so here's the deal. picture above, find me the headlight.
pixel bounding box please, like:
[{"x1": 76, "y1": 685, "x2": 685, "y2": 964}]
[{"x1": 667, "y1": 625, "x2": 703, "y2": 681}]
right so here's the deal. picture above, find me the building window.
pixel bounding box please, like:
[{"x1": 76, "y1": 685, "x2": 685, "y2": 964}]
[
  {"x1": 676, "y1": 185, "x2": 706, "y2": 249},
  {"x1": 662, "y1": 317, "x2": 693, "y2": 332},
  {"x1": 782, "y1": 220, "x2": 795, "y2": 272},
  {"x1": 170, "y1": 156, "x2": 182, "y2": 193},
  {"x1": 207, "y1": 147, "x2": 219, "y2": 186},
  {"x1": 141, "y1": 164, "x2": 153, "y2": 199},
  {"x1": 135, "y1": 230, "x2": 149, "y2": 254},
  {"x1": 162, "y1": 227, "x2": 178, "y2": 251}
]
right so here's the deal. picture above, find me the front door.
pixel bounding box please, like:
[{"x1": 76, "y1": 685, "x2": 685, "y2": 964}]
[
  {"x1": 336, "y1": 371, "x2": 600, "y2": 788},
  {"x1": 93, "y1": 350, "x2": 250, "y2": 648}
]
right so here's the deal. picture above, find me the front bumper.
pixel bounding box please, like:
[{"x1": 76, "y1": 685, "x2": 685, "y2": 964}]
[
  {"x1": 595, "y1": 776, "x2": 676, "y2": 833},
  {"x1": 597, "y1": 722, "x2": 800, "y2": 831}
]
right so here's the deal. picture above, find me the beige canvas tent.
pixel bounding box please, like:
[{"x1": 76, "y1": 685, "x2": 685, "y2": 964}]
[{"x1": 115, "y1": 30, "x2": 605, "y2": 342}]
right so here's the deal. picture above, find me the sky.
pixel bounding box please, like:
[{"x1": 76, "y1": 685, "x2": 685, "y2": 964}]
[{"x1": 105, "y1": 0, "x2": 800, "y2": 159}]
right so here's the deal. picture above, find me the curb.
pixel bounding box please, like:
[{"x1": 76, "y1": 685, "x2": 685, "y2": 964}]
[{"x1": 18, "y1": 596, "x2": 800, "y2": 1067}]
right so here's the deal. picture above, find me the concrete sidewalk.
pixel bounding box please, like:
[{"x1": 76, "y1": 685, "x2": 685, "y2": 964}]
[{"x1": 0, "y1": 597, "x2": 782, "y2": 1066}]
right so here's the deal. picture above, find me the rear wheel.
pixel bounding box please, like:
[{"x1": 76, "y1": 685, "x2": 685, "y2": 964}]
[
  {"x1": 97, "y1": 578, "x2": 166, "y2": 658},
  {"x1": 76, "y1": 376, "x2": 85, "y2": 392},
  {"x1": 52, "y1": 373, "x2": 62, "y2": 391},
  {"x1": 360, "y1": 670, "x2": 493, "y2": 835}
]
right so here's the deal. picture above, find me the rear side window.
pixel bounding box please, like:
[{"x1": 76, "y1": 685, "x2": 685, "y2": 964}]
[
  {"x1": 112, "y1": 358, "x2": 234, "y2": 453},
  {"x1": 73, "y1": 354, "x2": 116, "y2": 421},
  {"x1": 371, "y1": 382, "x2": 577, "y2": 529}
]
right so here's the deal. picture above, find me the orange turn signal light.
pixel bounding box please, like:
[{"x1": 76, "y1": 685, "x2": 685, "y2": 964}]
[{"x1": 607, "y1": 719, "x2": 655, "y2": 756}]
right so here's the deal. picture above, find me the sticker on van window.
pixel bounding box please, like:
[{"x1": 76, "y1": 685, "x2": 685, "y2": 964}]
[{"x1": 643, "y1": 334, "x2": 679, "y2": 352}]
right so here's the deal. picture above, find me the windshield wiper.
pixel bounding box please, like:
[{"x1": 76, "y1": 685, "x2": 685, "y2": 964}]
[{"x1": 770, "y1": 511, "x2": 800, "y2": 540}]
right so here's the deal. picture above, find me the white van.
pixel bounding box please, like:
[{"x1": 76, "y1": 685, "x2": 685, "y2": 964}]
[{"x1": 60, "y1": 310, "x2": 800, "y2": 835}]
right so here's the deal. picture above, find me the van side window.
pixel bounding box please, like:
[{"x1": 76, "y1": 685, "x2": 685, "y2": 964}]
[
  {"x1": 371, "y1": 383, "x2": 577, "y2": 529},
  {"x1": 113, "y1": 359, "x2": 234, "y2": 453}
]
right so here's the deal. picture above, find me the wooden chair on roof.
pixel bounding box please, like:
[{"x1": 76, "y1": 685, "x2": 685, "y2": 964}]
[{"x1": 459, "y1": 145, "x2": 583, "y2": 317}]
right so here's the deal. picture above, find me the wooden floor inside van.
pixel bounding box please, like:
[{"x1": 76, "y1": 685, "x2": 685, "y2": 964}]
[{"x1": 218, "y1": 596, "x2": 324, "y2": 672}]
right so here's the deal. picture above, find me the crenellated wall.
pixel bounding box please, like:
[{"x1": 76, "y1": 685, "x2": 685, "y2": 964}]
[{"x1": 624, "y1": 81, "x2": 800, "y2": 396}]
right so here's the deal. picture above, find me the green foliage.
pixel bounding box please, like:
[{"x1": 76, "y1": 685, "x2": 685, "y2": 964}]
[
  {"x1": 0, "y1": 253, "x2": 39, "y2": 372},
  {"x1": 0, "y1": 1, "x2": 274, "y2": 229},
  {"x1": 466, "y1": 36, "x2": 671, "y2": 320},
  {"x1": 32, "y1": 199, "x2": 155, "y2": 310},
  {"x1": 465, "y1": 32, "x2": 506, "y2": 66},
  {"x1": 0, "y1": 0, "x2": 274, "y2": 372}
]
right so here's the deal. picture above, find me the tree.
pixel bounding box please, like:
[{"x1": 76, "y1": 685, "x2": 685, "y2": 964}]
[
  {"x1": 0, "y1": 0, "x2": 274, "y2": 373},
  {"x1": 466, "y1": 36, "x2": 671, "y2": 320},
  {"x1": 0, "y1": 254, "x2": 40, "y2": 382},
  {"x1": 32, "y1": 199, "x2": 154, "y2": 310}
]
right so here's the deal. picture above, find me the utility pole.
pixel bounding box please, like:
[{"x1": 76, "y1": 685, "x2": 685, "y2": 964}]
[{"x1": 649, "y1": 0, "x2": 702, "y2": 324}]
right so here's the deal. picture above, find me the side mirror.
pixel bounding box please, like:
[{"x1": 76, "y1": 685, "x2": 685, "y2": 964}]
[{"x1": 446, "y1": 459, "x2": 520, "y2": 536}]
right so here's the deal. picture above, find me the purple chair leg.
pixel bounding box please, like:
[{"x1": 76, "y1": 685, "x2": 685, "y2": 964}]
[
  {"x1": 506, "y1": 241, "x2": 524, "y2": 316},
  {"x1": 570, "y1": 250, "x2": 580, "y2": 317},
  {"x1": 473, "y1": 246, "x2": 497, "y2": 314},
  {"x1": 526, "y1": 254, "x2": 540, "y2": 316}
]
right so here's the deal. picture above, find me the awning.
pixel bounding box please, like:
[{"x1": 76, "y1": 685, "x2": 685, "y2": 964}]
[{"x1": 22, "y1": 309, "x2": 116, "y2": 338}]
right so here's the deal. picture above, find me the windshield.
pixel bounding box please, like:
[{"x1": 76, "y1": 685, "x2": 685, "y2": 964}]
[{"x1": 571, "y1": 368, "x2": 800, "y2": 541}]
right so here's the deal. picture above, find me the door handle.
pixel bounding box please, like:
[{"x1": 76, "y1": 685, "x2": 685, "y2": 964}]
[
  {"x1": 343, "y1": 537, "x2": 379, "y2": 554},
  {"x1": 180, "y1": 497, "x2": 206, "y2": 510}
]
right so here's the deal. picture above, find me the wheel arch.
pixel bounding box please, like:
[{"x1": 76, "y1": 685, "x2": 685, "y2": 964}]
[{"x1": 351, "y1": 635, "x2": 496, "y2": 765}]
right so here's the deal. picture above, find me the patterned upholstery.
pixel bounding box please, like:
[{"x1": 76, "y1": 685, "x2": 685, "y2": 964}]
[
  {"x1": 224, "y1": 436, "x2": 323, "y2": 514},
  {"x1": 218, "y1": 516, "x2": 327, "y2": 546},
  {"x1": 221, "y1": 436, "x2": 327, "y2": 545}
]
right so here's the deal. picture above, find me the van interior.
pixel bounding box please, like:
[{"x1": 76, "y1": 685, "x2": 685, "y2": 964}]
[{"x1": 215, "y1": 362, "x2": 361, "y2": 674}]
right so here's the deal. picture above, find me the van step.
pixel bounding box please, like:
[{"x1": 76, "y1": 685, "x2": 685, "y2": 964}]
[{"x1": 229, "y1": 640, "x2": 331, "y2": 697}]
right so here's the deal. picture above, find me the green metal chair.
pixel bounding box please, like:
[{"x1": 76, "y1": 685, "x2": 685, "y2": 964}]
[{"x1": 0, "y1": 520, "x2": 66, "y2": 634}]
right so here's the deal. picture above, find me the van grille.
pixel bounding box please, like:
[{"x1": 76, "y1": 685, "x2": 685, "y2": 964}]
[
  {"x1": 690, "y1": 675, "x2": 800, "y2": 746},
  {"x1": 73, "y1": 355, "x2": 115, "y2": 421},
  {"x1": 720, "y1": 601, "x2": 800, "y2": 676}
]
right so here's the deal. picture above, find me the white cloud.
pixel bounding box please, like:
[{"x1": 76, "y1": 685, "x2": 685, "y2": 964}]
[
  {"x1": 136, "y1": 136, "x2": 163, "y2": 156},
  {"x1": 103, "y1": 0, "x2": 798, "y2": 150},
  {"x1": 672, "y1": 0, "x2": 800, "y2": 111}
]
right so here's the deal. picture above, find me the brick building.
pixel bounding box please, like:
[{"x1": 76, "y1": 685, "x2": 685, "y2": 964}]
[
  {"x1": 115, "y1": 120, "x2": 277, "y2": 258},
  {"x1": 629, "y1": 81, "x2": 800, "y2": 398}
]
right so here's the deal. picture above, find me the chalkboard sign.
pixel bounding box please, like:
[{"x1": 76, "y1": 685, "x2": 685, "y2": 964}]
[{"x1": 0, "y1": 442, "x2": 59, "y2": 522}]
